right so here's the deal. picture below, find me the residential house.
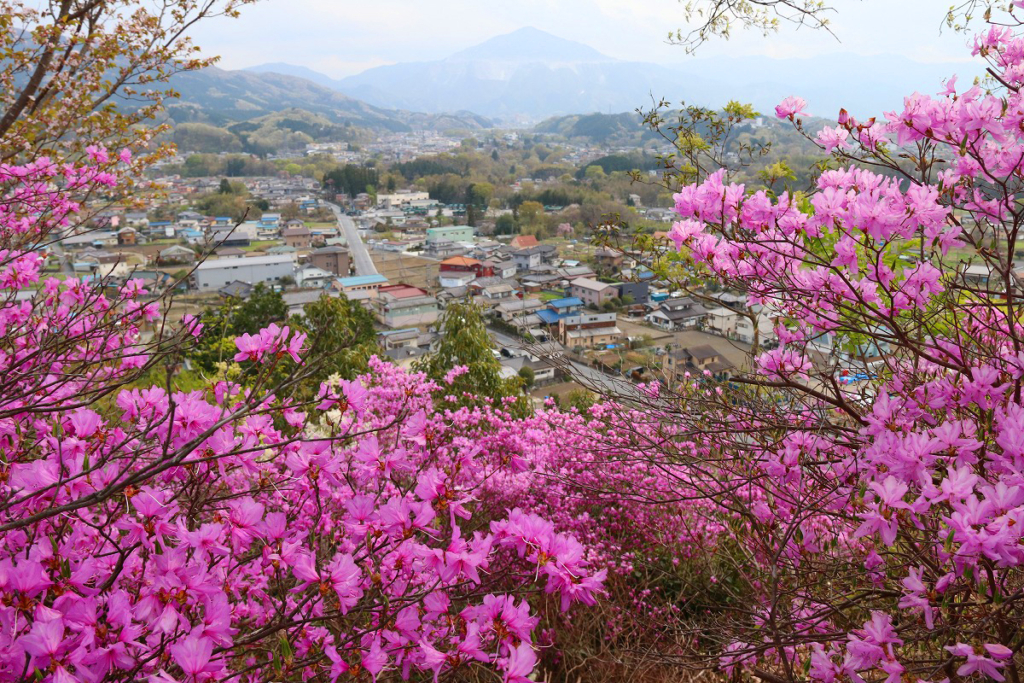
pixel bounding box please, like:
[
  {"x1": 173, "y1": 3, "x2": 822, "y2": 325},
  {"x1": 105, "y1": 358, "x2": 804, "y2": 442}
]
[
  {"x1": 510, "y1": 234, "x2": 539, "y2": 249},
  {"x1": 556, "y1": 265, "x2": 596, "y2": 281},
  {"x1": 439, "y1": 256, "x2": 492, "y2": 279},
  {"x1": 425, "y1": 239, "x2": 466, "y2": 259},
  {"x1": 436, "y1": 286, "x2": 470, "y2": 308},
  {"x1": 513, "y1": 246, "x2": 546, "y2": 271},
  {"x1": 568, "y1": 277, "x2": 618, "y2": 307},
  {"x1": 493, "y1": 298, "x2": 544, "y2": 323},
  {"x1": 705, "y1": 307, "x2": 744, "y2": 339},
  {"x1": 484, "y1": 259, "x2": 517, "y2": 279},
  {"x1": 258, "y1": 214, "x2": 281, "y2": 231},
  {"x1": 558, "y1": 312, "x2": 623, "y2": 349},
  {"x1": 179, "y1": 228, "x2": 205, "y2": 245},
  {"x1": 493, "y1": 298, "x2": 545, "y2": 334},
  {"x1": 117, "y1": 227, "x2": 138, "y2": 246},
  {"x1": 353, "y1": 193, "x2": 372, "y2": 211},
  {"x1": 295, "y1": 266, "x2": 334, "y2": 289},
  {"x1": 616, "y1": 281, "x2": 649, "y2": 305},
  {"x1": 378, "y1": 328, "x2": 437, "y2": 368},
  {"x1": 219, "y1": 281, "x2": 253, "y2": 299},
  {"x1": 519, "y1": 273, "x2": 561, "y2": 293},
  {"x1": 593, "y1": 247, "x2": 624, "y2": 269},
  {"x1": 439, "y1": 271, "x2": 477, "y2": 289},
  {"x1": 374, "y1": 284, "x2": 439, "y2": 329},
  {"x1": 536, "y1": 297, "x2": 584, "y2": 332},
  {"x1": 177, "y1": 210, "x2": 204, "y2": 225},
  {"x1": 645, "y1": 297, "x2": 708, "y2": 330},
  {"x1": 310, "y1": 245, "x2": 351, "y2": 277},
  {"x1": 665, "y1": 345, "x2": 735, "y2": 382},
  {"x1": 710, "y1": 291, "x2": 748, "y2": 310},
  {"x1": 482, "y1": 284, "x2": 515, "y2": 301},
  {"x1": 282, "y1": 225, "x2": 313, "y2": 249},
  {"x1": 124, "y1": 212, "x2": 149, "y2": 228},
  {"x1": 283, "y1": 289, "x2": 330, "y2": 317}
]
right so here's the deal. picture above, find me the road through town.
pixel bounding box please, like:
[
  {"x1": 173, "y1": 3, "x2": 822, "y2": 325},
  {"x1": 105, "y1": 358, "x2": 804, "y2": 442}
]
[{"x1": 327, "y1": 202, "x2": 377, "y2": 276}]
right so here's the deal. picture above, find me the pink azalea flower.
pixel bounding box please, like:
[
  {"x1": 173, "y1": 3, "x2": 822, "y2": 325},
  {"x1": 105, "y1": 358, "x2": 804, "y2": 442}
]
[{"x1": 775, "y1": 95, "x2": 808, "y2": 119}]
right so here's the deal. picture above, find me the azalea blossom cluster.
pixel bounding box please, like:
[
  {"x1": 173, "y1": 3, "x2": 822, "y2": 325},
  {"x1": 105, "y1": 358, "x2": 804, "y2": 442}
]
[
  {"x1": 1, "y1": 353, "x2": 608, "y2": 683},
  {"x1": 653, "y1": 8, "x2": 1024, "y2": 683},
  {"x1": 469, "y1": 398, "x2": 725, "y2": 661},
  {"x1": 0, "y1": 156, "x2": 616, "y2": 683}
]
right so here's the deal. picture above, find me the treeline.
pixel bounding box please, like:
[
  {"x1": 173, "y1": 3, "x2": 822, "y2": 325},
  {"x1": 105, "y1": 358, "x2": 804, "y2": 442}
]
[
  {"x1": 168, "y1": 154, "x2": 281, "y2": 178},
  {"x1": 392, "y1": 157, "x2": 468, "y2": 180},
  {"x1": 323, "y1": 165, "x2": 380, "y2": 198},
  {"x1": 578, "y1": 152, "x2": 660, "y2": 178}
]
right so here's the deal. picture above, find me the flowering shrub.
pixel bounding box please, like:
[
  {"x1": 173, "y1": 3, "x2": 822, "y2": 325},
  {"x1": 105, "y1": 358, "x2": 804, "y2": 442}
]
[
  {"x1": 0, "y1": 158, "x2": 608, "y2": 683},
  {"x1": 638, "y1": 5, "x2": 1024, "y2": 682}
]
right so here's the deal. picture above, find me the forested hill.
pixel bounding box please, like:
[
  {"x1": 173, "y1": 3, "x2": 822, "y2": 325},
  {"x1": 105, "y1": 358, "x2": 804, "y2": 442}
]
[{"x1": 157, "y1": 66, "x2": 492, "y2": 133}]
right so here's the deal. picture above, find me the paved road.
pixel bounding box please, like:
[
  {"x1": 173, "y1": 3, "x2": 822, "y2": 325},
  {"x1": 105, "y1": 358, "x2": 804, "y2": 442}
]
[
  {"x1": 488, "y1": 327, "x2": 642, "y2": 401},
  {"x1": 327, "y1": 202, "x2": 377, "y2": 276}
]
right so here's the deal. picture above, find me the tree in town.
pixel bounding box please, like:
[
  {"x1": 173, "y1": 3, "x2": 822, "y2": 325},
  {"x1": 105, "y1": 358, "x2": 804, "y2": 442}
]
[
  {"x1": 496, "y1": 214, "x2": 518, "y2": 235},
  {"x1": 291, "y1": 293, "x2": 378, "y2": 394},
  {"x1": 415, "y1": 301, "x2": 530, "y2": 416},
  {"x1": 518, "y1": 200, "x2": 545, "y2": 228}
]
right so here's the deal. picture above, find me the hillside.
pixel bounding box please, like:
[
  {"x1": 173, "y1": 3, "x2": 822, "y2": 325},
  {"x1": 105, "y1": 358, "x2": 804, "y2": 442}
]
[
  {"x1": 533, "y1": 113, "x2": 657, "y2": 145},
  {"x1": 161, "y1": 67, "x2": 492, "y2": 134},
  {"x1": 164, "y1": 67, "x2": 406, "y2": 130},
  {"x1": 171, "y1": 109, "x2": 364, "y2": 154}
]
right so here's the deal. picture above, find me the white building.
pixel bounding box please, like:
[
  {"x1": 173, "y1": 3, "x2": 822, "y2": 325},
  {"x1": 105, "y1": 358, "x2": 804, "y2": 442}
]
[
  {"x1": 705, "y1": 304, "x2": 780, "y2": 345},
  {"x1": 192, "y1": 254, "x2": 295, "y2": 291},
  {"x1": 377, "y1": 191, "x2": 431, "y2": 209},
  {"x1": 295, "y1": 266, "x2": 334, "y2": 289}
]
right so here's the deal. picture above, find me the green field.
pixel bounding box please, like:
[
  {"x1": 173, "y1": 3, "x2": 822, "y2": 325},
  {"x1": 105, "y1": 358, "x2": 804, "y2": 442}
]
[{"x1": 241, "y1": 240, "x2": 282, "y2": 252}]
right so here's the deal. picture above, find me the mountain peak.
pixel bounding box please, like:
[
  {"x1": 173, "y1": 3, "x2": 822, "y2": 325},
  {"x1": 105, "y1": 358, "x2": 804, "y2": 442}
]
[
  {"x1": 446, "y1": 27, "x2": 612, "y2": 63},
  {"x1": 244, "y1": 62, "x2": 341, "y2": 89}
]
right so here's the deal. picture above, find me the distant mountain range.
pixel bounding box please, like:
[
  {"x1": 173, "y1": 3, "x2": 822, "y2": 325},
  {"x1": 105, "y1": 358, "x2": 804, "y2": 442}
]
[
  {"x1": 161, "y1": 66, "x2": 492, "y2": 132},
  {"x1": 155, "y1": 26, "x2": 986, "y2": 139},
  {"x1": 244, "y1": 26, "x2": 985, "y2": 121}
]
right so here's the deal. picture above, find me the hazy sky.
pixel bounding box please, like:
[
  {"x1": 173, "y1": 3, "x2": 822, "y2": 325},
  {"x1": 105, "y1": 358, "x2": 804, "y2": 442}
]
[{"x1": 189, "y1": 0, "x2": 979, "y2": 78}]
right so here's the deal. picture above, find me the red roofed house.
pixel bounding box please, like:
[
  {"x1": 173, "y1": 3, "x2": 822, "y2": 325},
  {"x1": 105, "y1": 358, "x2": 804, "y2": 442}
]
[
  {"x1": 374, "y1": 284, "x2": 439, "y2": 328},
  {"x1": 510, "y1": 234, "x2": 539, "y2": 249},
  {"x1": 438, "y1": 255, "x2": 493, "y2": 279}
]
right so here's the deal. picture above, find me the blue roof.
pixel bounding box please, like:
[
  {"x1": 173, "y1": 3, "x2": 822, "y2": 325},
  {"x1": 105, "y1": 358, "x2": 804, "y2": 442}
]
[
  {"x1": 337, "y1": 274, "x2": 388, "y2": 287},
  {"x1": 149, "y1": 221, "x2": 171, "y2": 226},
  {"x1": 549, "y1": 297, "x2": 583, "y2": 310},
  {"x1": 536, "y1": 309, "x2": 566, "y2": 325}
]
